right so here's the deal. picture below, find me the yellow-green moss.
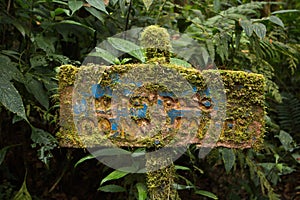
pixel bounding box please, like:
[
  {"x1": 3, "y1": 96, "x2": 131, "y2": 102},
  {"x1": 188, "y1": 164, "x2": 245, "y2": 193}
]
[
  {"x1": 140, "y1": 25, "x2": 171, "y2": 62},
  {"x1": 58, "y1": 65, "x2": 78, "y2": 91}
]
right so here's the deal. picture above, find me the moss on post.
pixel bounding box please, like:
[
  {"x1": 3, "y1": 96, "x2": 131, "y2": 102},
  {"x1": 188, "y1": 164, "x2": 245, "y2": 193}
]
[{"x1": 140, "y1": 25, "x2": 171, "y2": 63}]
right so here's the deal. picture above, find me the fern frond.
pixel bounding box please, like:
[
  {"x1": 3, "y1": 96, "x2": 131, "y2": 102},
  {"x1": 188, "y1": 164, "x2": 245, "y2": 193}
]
[{"x1": 277, "y1": 94, "x2": 300, "y2": 134}]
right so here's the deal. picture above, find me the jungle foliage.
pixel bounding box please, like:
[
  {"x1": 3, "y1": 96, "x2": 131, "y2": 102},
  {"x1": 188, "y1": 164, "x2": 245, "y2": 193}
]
[{"x1": 0, "y1": 0, "x2": 299, "y2": 199}]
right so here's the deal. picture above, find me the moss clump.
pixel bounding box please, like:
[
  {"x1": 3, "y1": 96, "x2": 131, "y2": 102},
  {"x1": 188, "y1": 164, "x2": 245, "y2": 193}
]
[
  {"x1": 140, "y1": 25, "x2": 171, "y2": 62},
  {"x1": 58, "y1": 65, "x2": 78, "y2": 91}
]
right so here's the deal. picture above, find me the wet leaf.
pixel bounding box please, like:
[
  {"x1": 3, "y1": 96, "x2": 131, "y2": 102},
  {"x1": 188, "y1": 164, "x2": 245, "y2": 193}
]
[{"x1": 100, "y1": 170, "x2": 129, "y2": 185}]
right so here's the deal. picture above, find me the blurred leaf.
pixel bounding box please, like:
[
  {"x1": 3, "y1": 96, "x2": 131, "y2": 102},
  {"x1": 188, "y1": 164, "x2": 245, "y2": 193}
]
[
  {"x1": 252, "y1": 23, "x2": 266, "y2": 39},
  {"x1": 195, "y1": 190, "x2": 218, "y2": 199},
  {"x1": 170, "y1": 58, "x2": 191, "y2": 68},
  {"x1": 275, "y1": 130, "x2": 295, "y2": 151},
  {"x1": 35, "y1": 35, "x2": 55, "y2": 53},
  {"x1": 0, "y1": 146, "x2": 10, "y2": 166},
  {"x1": 292, "y1": 153, "x2": 300, "y2": 164},
  {"x1": 221, "y1": 148, "x2": 235, "y2": 173},
  {"x1": 25, "y1": 74, "x2": 49, "y2": 109},
  {"x1": 86, "y1": 0, "x2": 108, "y2": 14},
  {"x1": 68, "y1": 0, "x2": 83, "y2": 15},
  {"x1": 142, "y1": 0, "x2": 153, "y2": 11},
  {"x1": 108, "y1": 37, "x2": 146, "y2": 62},
  {"x1": 75, "y1": 148, "x2": 131, "y2": 167},
  {"x1": 173, "y1": 183, "x2": 194, "y2": 190},
  {"x1": 31, "y1": 127, "x2": 57, "y2": 165},
  {"x1": 269, "y1": 16, "x2": 284, "y2": 28},
  {"x1": 85, "y1": 7, "x2": 105, "y2": 23},
  {"x1": 98, "y1": 184, "x2": 126, "y2": 192},
  {"x1": 271, "y1": 9, "x2": 300, "y2": 14},
  {"x1": 240, "y1": 19, "x2": 253, "y2": 37},
  {"x1": 213, "y1": 0, "x2": 220, "y2": 12},
  {"x1": 100, "y1": 170, "x2": 129, "y2": 185},
  {"x1": 136, "y1": 182, "x2": 147, "y2": 200},
  {"x1": 88, "y1": 47, "x2": 118, "y2": 64},
  {"x1": 13, "y1": 177, "x2": 32, "y2": 200},
  {"x1": 54, "y1": 8, "x2": 70, "y2": 16}
]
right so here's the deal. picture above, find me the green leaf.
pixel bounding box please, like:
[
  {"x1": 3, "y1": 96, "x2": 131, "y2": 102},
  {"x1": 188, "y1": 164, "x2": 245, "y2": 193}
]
[
  {"x1": 13, "y1": 177, "x2": 32, "y2": 200},
  {"x1": 275, "y1": 130, "x2": 295, "y2": 151},
  {"x1": 136, "y1": 182, "x2": 147, "y2": 200},
  {"x1": 174, "y1": 165, "x2": 191, "y2": 171},
  {"x1": 195, "y1": 190, "x2": 218, "y2": 199},
  {"x1": 239, "y1": 19, "x2": 253, "y2": 37},
  {"x1": 98, "y1": 184, "x2": 126, "y2": 192},
  {"x1": 54, "y1": 8, "x2": 71, "y2": 16},
  {"x1": 68, "y1": 0, "x2": 83, "y2": 15},
  {"x1": 57, "y1": 20, "x2": 95, "y2": 33},
  {"x1": 269, "y1": 16, "x2": 284, "y2": 28},
  {"x1": 25, "y1": 74, "x2": 49, "y2": 109},
  {"x1": 213, "y1": 0, "x2": 220, "y2": 12},
  {"x1": 0, "y1": 55, "x2": 24, "y2": 82},
  {"x1": 221, "y1": 148, "x2": 235, "y2": 173},
  {"x1": 35, "y1": 35, "x2": 55, "y2": 53},
  {"x1": 31, "y1": 127, "x2": 57, "y2": 146},
  {"x1": 170, "y1": 58, "x2": 192, "y2": 68},
  {"x1": 108, "y1": 37, "x2": 145, "y2": 63},
  {"x1": 271, "y1": 9, "x2": 300, "y2": 15},
  {"x1": 88, "y1": 47, "x2": 118, "y2": 64},
  {"x1": 100, "y1": 170, "x2": 130, "y2": 185},
  {"x1": 86, "y1": 0, "x2": 108, "y2": 14},
  {"x1": 75, "y1": 148, "x2": 131, "y2": 167},
  {"x1": 142, "y1": 0, "x2": 153, "y2": 11},
  {"x1": 0, "y1": 77, "x2": 27, "y2": 120},
  {"x1": 85, "y1": 7, "x2": 105, "y2": 23},
  {"x1": 252, "y1": 23, "x2": 266, "y2": 39}
]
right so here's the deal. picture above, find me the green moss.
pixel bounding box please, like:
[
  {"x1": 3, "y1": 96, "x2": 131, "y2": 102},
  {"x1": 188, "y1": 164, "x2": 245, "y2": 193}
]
[
  {"x1": 58, "y1": 65, "x2": 78, "y2": 91},
  {"x1": 140, "y1": 25, "x2": 171, "y2": 62},
  {"x1": 146, "y1": 154, "x2": 181, "y2": 200}
]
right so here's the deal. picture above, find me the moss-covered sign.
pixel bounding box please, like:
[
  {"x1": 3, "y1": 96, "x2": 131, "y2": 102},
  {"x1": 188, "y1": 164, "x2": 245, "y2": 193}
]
[{"x1": 57, "y1": 63, "x2": 265, "y2": 149}]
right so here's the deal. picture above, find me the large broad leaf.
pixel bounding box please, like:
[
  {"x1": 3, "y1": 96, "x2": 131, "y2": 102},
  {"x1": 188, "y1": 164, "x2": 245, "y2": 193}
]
[
  {"x1": 143, "y1": 0, "x2": 153, "y2": 11},
  {"x1": 57, "y1": 20, "x2": 95, "y2": 33},
  {"x1": 269, "y1": 16, "x2": 284, "y2": 28},
  {"x1": 221, "y1": 148, "x2": 235, "y2": 173},
  {"x1": 136, "y1": 182, "x2": 147, "y2": 200},
  {"x1": 24, "y1": 74, "x2": 49, "y2": 109},
  {"x1": 108, "y1": 37, "x2": 146, "y2": 63},
  {"x1": 68, "y1": 0, "x2": 83, "y2": 15},
  {"x1": 86, "y1": 0, "x2": 108, "y2": 14},
  {"x1": 13, "y1": 177, "x2": 32, "y2": 200},
  {"x1": 100, "y1": 170, "x2": 130, "y2": 185},
  {"x1": 85, "y1": 7, "x2": 105, "y2": 23},
  {"x1": 252, "y1": 22, "x2": 266, "y2": 39},
  {"x1": 0, "y1": 77, "x2": 27, "y2": 120},
  {"x1": 88, "y1": 47, "x2": 118, "y2": 64},
  {"x1": 98, "y1": 184, "x2": 126, "y2": 192},
  {"x1": 0, "y1": 55, "x2": 24, "y2": 82}
]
